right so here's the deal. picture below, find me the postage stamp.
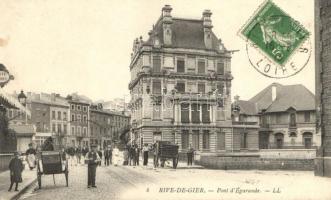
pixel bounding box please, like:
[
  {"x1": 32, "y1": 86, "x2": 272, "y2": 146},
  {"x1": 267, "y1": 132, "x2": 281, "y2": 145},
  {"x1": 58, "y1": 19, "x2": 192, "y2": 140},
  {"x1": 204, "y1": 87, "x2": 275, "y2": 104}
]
[{"x1": 239, "y1": 0, "x2": 311, "y2": 78}]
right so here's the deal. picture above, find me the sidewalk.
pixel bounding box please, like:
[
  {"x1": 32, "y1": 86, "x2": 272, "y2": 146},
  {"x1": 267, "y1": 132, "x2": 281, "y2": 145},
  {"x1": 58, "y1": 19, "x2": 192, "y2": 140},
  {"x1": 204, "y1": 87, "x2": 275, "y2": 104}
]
[{"x1": 0, "y1": 162, "x2": 37, "y2": 200}]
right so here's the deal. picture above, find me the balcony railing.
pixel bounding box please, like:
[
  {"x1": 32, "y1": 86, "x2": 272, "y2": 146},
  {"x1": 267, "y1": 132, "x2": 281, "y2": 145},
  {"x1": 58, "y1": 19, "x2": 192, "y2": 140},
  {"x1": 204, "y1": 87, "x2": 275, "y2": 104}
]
[
  {"x1": 262, "y1": 142, "x2": 318, "y2": 149},
  {"x1": 232, "y1": 121, "x2": 258, "y2": 126}
]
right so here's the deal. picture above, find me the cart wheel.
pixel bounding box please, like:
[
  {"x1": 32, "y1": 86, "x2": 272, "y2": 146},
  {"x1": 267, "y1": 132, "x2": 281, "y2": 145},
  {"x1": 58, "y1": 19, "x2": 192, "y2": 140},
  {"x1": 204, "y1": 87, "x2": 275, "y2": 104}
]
[
  {"x1": 173, "y1": 156, "x2": 178, "y2": 169},
  {"x1": 160, "y1": 160, "x2": 165, "y2": 168}
]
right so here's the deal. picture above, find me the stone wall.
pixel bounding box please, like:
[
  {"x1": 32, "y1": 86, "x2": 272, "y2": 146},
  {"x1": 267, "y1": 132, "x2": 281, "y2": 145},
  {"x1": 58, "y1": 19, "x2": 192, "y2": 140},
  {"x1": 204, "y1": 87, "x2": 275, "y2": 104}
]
[
  {"x1": 0, "y1": 153, "x2": 13, "y2": 172},
  {"x1": 197, "y1": 154, "x2": 314, "y2": 170}
]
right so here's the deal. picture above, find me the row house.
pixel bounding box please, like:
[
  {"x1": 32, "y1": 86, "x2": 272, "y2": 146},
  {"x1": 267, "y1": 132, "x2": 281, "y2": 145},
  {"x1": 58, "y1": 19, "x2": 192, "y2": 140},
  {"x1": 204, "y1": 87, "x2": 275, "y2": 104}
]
[
  {"x1": 232, "y1": 83, "x2": 318, "y2": 150},
  {"x1": 128, "y1": 5, "x2": 235, "y2": 153},
  {"x1": 90, "y1": 104, "x2": 130, "y2": 149}
]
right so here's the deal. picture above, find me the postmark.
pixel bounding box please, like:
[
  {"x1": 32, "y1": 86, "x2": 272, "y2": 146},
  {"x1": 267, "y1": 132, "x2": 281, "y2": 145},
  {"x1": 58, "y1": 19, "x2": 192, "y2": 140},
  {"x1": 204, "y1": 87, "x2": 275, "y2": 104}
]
[{"x1": 239, "y1": 0, "x2": 311, "y2": 78}]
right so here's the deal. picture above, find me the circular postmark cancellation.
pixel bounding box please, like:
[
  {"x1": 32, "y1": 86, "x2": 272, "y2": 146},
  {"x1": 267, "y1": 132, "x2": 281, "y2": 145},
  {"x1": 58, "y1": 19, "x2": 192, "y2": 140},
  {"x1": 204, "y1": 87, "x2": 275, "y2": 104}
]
[{"x1": 239, "y1": 0, "x2": 311, "y2": 78}]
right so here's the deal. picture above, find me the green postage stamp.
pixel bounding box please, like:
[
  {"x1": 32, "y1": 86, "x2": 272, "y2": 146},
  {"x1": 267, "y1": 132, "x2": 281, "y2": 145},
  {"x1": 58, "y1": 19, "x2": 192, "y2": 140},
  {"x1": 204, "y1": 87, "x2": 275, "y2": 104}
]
[{"x1": 239, "y1": 0, "x2": 311, "y2": 78}]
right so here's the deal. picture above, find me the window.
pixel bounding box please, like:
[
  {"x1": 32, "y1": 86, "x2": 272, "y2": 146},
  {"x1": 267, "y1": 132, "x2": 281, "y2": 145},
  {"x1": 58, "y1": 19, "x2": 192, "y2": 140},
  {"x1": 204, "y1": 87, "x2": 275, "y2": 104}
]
[
  {"x1": 198, "y1": 83, "x2": 205, "y2": 94},
  {"x1": 192, "y1": 130, "x2": 200, "y2": 150},
  {"x1": 181, "y1": 130, "x2": 189, "y2": 150},
  {"x1": 217, "y1": 132, "x2": 225, "y2": 150},
  {"x1": 77, "y1": 105, "x2": 81, "y2": 110},
  {"x1": 191, "y1": 104, "x2": 200, "y2": 124},
  {"x1": 275, "y1": 133, "x2": 284, "y2": 149},
  {"x1": 153, "y1": 55, "x2": 161, "y2": 73},
  {"x1": 58, "y1": 111, "x2": 61, "y2": 120},
  {"x1": 63, "y1": 124, "x2": 67, "y2": 134},
  {"x1": 303, "y1": 132, "x2": 313, "y2": 149},
  {"x1": 57, "y1": 124, "x2": 62, "y2": 133},
  {"x1": 83, "y1": 127, "x2": 87, "y2": 136},
  {"x1": 289, "y1": 113, "x2": 296, "y2": 126},
  {"x1": 176, "y1": 82, "x2": 185, "y2": 93},
  {"x1": 217, "y1": 82, "x2": 224, "y2": 93},
  {"x1": 181, "y1": 103, "x2": 190, "y2": 123},
  {"x1": 77, "y1": 126, "x2": 81, "y2": 135},
  {"x1": 240, "y1": 132, "x2": 248, "y2": 149},
  {"x1": 153, "y1": 104, "x2": 161, "y2": 120},
  {"x1": 202, "y1": 104, "x2": 210, "y2": 123},
  {"x1": 63, "y1": 112, "x2": 67, "y2": 121},
  {"x1": 276, "y1": 113, "x2": 281, "y2": 124},
  {"x1": 217, "y1": 62, "x2": 224, "y2": 75},
  {"x1": 304, "y1": 112, "x2": 311, "y2": 122},
  {"x1": 152, "y1": 79, "x2": 162, "y2": 95},
  {"x1": 83, "y1": 115, "x2": 87, "y2": 122},
  {"x1": 198, "y1": 60, "x2": 205, "y2": 74},
  {"x1": 52, "y1": 111, "x2": 56, "y2": 120},
  {"x1": 71, "y1": 114, "x2": 75, "y2": 122},
  {"x1": 52, "y1": 123, "x2": 56, "y2": 132},
  {"x1": 77, "y1": 114, "x2": 81, "y2": 122},
  {"x1": 202, "y1": 130, "x2": 210, "y2": 150},
  {"x1": 177, "y1": 59, "x2": 185, "y2": 73},
  {"x1": 71, "y1": 104, "x2": 75, "y2": 110},
  {"x1": 83, "y1": 106, "x2": 87, "y2": 112}
]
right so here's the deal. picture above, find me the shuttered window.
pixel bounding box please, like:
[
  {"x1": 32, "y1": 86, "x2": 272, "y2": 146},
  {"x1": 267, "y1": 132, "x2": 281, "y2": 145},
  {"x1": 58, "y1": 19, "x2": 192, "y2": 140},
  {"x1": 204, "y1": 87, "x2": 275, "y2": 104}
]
[
  {"x1": 202, "y1": 104, "x2": 210, "y2": 123},
  {"x1": 192, "y1": 130, "x2": 200, "y2": 150},
  {"x1": 191, "y1": 104, "x2": 200, "y2": 124},
  {"x1": 152, "y1": 79, "x2": 161, "y2": 95},
  {"x1": 181, "y1": 103, "x2": 190, "y2": 123},
  {"x1": 153, "y1": 56, "x2": 161, "y2": 73},
  {"x1": 202, "y1": 130, "x2": 210, "y2": 150}
]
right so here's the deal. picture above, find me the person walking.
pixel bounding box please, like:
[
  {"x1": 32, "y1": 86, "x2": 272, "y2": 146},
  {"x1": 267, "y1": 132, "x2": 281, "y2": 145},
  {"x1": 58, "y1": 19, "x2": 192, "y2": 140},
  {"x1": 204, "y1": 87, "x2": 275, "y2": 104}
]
[
  {"x1": 104, "y1": 145, "x2": 112, "y2": 166},
  {"x1": 25, "y1": 143, "x2": 36, "y2": 170},
  {"x1": 142, "y1": 143, "x2": 149, "y2": 166},
  {"x1": 85, "y1": 144, "x2": 101, "y2": 188},
  {"x1": 187, "y1": 144, "x2": 195, "y2": 166},
  {"x1": 97, "y1": 147, "x2": 103, "y2": 166},
  {"x1": 123, "y1": 147, "x2": 129, "y2": 165},
  {"x1": 8, "y1": 152, "x2": 24, "y2": 192},
  {"x1": 112, "y1": 144, "x2": 120, "y2": 166},
  {"x1": 134, "y1": 145, "x2": 140, "y2": 166},
  {"x1": 75, "y1": 146, "x2": 82, "y2": 165}
]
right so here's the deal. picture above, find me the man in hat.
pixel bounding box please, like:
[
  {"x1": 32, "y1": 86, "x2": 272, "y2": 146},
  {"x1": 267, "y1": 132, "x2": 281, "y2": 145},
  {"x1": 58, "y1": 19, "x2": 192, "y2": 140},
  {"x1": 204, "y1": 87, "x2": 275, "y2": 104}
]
[
  {"x1": 8, "y1": 152, "x2": 24, "y2": 191},
  {"x1": 85, "y1": 144, "x2": 101, "y2": 188},
  {"x1": 104, "y1": 145, "x2": 112, "y2": 166}
]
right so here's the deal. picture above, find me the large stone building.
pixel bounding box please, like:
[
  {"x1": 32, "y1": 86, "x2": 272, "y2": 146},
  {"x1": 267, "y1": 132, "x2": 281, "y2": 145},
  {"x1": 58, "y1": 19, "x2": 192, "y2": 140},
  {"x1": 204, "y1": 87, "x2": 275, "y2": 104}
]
[
  {"x1": 232, "y1": 83, "x2": 318, "y2": 150},
  {"x1": 129, "y1": 5, "x2": 236, "y2": 153},
  {"x1": 315, "y1": 0, "x2": 331, "y2": 177}
]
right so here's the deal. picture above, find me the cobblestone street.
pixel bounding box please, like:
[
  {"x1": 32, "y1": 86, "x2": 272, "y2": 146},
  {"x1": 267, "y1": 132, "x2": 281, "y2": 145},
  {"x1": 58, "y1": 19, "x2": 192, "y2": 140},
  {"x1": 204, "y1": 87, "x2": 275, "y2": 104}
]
[{"x1": 18, "y1": 161, "x2": 331, "y2": 200}]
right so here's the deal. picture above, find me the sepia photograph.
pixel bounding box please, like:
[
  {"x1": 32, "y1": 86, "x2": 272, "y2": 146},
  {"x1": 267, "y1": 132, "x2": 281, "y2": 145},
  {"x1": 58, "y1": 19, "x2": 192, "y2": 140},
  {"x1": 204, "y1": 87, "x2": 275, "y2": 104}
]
[{"x1": 0, "y1": 0, "x2": 330, "y2": 199}]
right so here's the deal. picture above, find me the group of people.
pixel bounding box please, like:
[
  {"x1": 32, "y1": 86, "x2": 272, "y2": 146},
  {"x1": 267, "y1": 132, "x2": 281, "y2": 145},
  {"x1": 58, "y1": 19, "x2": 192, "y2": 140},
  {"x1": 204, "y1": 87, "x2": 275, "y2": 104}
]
[{"x1": 121, "y1": 143, "x2": 152, "y2": 167}]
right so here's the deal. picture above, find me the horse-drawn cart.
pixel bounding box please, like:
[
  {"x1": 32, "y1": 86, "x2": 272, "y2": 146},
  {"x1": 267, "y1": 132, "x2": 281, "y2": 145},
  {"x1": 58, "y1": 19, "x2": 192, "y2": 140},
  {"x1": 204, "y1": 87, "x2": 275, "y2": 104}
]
[
  {"x1": 36, "y1": 151, "x2": 68, "y2": 189},
  {"x1": 153, "y1": 141, "x2": 179, "y2": 169}
]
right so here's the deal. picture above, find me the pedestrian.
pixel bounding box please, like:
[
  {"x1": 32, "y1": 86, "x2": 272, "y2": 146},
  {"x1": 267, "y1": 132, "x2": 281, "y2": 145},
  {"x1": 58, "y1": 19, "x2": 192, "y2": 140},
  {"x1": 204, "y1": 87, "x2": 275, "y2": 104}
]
[
  {"x1": 25, "y1": 143, "x2": 36, "y2": 170},
  {"x1": 187, "y1": 144, "x2": 195, "y2": 166},
  {"x1": 123, "y1": 147, "x2": 129, "y2": 166},
  {"x1": 97, "y1": 147, "x2": 103, "y2": 166},
  {"x1": 75, "y1": 146, "x2": 82, "y2": 164},
  {"x1": 134, "y1": 145, "x2": 140, "y2": 166},
  {"x1": 42, "y1": 137, "x2": 54, "y2": 151},
  {"x1": 8, "y1": 152, "x2": 24, "y2": 192},
  {"x1": 112, "y1": 144, "x2": 120, "y2": 166},
  {"x1": 82, "y1": 145, "x2": 89, "y2": 158},
  {"x1": 85, "y1": 144, "x2": 101, "y2": 188},
  {"x1": 68, "y1": 146, "x2": 75, "y2": 166},
  {"x1": 142, "y1": 143, "x2": 149, "y2": 166},
  {"x1": 104, "y1": 145, "x2": 112, "y2": 166},
  {"x1": 129, "y1": 145, "x2": 134, "y2": 166}
]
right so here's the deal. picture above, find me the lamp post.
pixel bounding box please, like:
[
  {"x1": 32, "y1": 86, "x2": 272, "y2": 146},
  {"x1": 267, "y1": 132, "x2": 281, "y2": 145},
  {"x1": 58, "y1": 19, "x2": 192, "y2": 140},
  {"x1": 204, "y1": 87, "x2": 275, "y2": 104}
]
[{"x1": 17, "y1": 90, "x2": 27, "y2": 124}]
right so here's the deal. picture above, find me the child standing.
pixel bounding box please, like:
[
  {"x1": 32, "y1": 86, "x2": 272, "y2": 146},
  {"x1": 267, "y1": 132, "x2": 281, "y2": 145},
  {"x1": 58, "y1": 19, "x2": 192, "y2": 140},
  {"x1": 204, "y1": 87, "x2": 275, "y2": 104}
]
[{"x1": 8, "y1": 152, "x2": 24, "y2": 192}]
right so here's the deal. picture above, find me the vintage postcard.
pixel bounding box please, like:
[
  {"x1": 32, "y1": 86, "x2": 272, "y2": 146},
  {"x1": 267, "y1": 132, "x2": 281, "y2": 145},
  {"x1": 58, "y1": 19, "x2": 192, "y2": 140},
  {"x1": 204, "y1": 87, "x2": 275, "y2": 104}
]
[{"x1": 0, "y1": 0, "x2": 330, "y2": 200}]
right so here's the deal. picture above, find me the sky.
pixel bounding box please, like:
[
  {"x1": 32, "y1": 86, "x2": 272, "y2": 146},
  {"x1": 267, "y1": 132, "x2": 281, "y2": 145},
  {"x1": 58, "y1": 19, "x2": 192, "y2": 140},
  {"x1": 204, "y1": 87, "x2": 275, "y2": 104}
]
[{"x1": 0, "y1": 0, "x2": 315, "y2": 102}]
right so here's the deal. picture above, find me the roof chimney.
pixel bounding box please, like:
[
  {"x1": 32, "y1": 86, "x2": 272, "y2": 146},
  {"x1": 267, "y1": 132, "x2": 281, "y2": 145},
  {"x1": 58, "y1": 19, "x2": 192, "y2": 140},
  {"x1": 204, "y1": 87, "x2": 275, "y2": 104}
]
[
  {"x1": 162, "y1": 5, "x2": 173, "y2": 46},
  {"x1": 202, "y1": 9, "x2": 213, "y2": 49},
  {"x1": 272, "y1": 85, "x2": 277, "y2": 101}
]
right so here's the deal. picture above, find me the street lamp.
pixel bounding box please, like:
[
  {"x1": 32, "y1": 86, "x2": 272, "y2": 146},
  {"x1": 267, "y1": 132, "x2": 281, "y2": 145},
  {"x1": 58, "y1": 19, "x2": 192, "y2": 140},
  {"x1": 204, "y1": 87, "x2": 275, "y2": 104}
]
[
  {"x1": 18, "y1": 90, "x2": 27, "y2": 106},
  {"x1": 17, "y1": 90, "x2": 27, "y2": 123}
]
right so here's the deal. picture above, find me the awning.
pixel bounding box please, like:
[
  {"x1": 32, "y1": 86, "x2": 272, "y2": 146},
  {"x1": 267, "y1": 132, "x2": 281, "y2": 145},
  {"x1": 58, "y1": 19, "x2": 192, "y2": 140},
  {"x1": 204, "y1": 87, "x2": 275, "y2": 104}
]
[{"x1": 0, "y1": 88, "x2": 31, "y2": 116}]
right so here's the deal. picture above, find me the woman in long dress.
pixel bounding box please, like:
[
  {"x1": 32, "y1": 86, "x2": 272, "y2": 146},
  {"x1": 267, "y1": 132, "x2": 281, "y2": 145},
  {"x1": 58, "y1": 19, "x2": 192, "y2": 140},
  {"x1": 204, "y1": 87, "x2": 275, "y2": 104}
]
[{"x1": 112, "y1": 145, "x2": 120, "y2": 166}]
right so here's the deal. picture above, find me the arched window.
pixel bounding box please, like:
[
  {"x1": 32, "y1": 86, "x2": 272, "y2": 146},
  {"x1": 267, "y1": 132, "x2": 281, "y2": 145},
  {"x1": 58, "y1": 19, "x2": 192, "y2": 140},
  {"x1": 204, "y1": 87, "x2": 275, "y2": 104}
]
[
  {"x1": 302, "y1": 132, "x2": 313, "y2": 149},
  {"x1": 275, "y1": 133, "x2": 284, "y2": 149}
]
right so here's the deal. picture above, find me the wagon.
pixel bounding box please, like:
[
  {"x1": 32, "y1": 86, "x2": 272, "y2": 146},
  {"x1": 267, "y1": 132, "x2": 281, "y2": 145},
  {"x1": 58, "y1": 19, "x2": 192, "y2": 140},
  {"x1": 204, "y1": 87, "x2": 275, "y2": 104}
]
[
  {"x1": 36, "y1": 151, "x2": 68, "y2": 189},
  {"x1": 153, "y1": 141, "x2": 179, "y2": 169}
]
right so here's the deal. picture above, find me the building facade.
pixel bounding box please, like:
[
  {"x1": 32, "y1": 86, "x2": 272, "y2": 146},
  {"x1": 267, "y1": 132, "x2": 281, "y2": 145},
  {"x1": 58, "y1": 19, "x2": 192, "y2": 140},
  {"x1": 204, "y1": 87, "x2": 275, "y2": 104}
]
[
  {"x1": 90, "y1": 105, "x2": 130, "y2": 148},
  {"x1": 233, "y1": 83, "x2": 318, "y2": 150},
  {"x1": 129, "y1": 5, "x2": 236, "y2": 153},
  {"x1": 315, "y1": 0, "x2": 331, "y2": 177},
  {"x1": 67, "y1": 96, "x2": 90, "y2": 147}
]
